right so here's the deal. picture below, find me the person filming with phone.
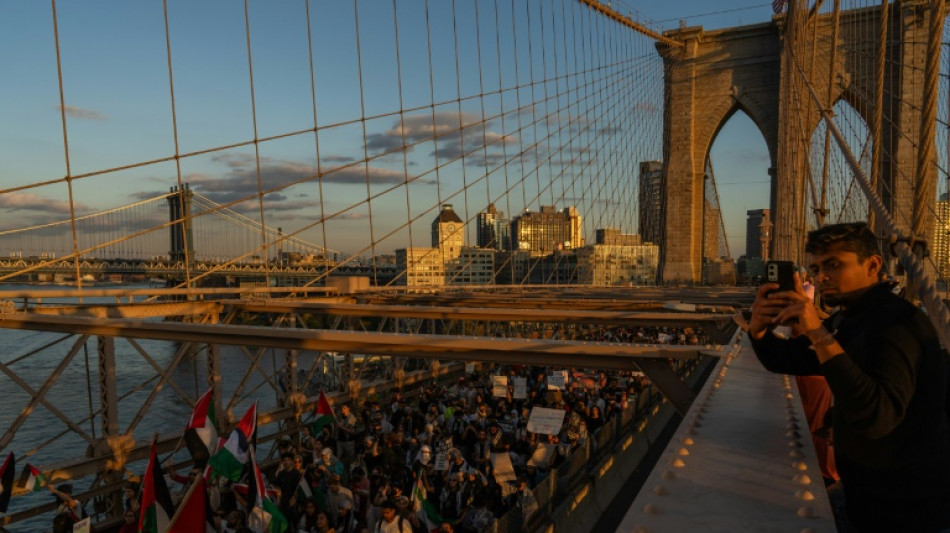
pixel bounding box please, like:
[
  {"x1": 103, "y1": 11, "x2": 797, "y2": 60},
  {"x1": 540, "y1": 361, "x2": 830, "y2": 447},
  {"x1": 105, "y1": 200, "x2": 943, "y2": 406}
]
[{"x1": 747, "y1": 222, "x2": 950, "y2": 532}]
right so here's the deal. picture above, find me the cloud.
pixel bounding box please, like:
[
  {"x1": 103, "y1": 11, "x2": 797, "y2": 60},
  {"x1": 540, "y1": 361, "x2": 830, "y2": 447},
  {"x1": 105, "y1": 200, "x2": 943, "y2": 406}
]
[
  {"x1": 321, "y1": 155, "x2": 356, "y2": 164},
  {"x1": 0, "y1": 192, "x2": 83, "y2": 213},
  {"x1": 363, "y1": 111, "x2": 520, "y2": 168},
  {"x1": 57, "y1": 104, "x2": 108, "y2": 121},
  {"x1": 186, "y1": 153, "x2": 416, "y2": 206}
]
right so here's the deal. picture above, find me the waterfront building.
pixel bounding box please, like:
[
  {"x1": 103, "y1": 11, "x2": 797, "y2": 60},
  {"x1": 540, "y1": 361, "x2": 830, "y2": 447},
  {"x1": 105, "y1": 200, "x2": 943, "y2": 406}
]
[
  {"x1": 638, "y1": 161, "x2": 663, "y2": 245},
  {"x1": 510, "y1": 205, "x2": 583, "y2": 255},
  {"x1": 447, "y1": 247, "x2": 495, "y2": 285},
  {"x1": 576, "y1": 242, "x2": 659, "y2": 286}
]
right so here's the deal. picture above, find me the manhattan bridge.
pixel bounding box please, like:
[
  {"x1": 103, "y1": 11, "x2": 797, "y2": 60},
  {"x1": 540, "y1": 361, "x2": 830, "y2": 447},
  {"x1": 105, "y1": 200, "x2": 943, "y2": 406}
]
[{"x1": 1, "y1": 1, "x2": 950, "y2": 531}]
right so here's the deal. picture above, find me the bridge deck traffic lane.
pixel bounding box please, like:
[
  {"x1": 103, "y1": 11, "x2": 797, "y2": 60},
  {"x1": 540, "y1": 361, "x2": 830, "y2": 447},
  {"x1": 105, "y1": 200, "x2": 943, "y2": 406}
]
[{"x1": 617, "y1": 334, "x2": 836, "y2": 532}]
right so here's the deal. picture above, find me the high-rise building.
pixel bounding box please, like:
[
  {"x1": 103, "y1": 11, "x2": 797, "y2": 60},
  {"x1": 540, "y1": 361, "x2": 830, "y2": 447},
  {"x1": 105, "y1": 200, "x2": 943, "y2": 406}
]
[
  {"x1": 432, "y1": 204, "x2": 464, "y2": 259},
  {"x1": 476, "y1": 203, "x2": 510, "y2": 250},
  {"x1": 935, "y1": 193, "x2": 950, "y2": 280},
  {"x1": 510, "y1": 205, "x2": 583, "y2": 255},
  {"x1": 746, "y1": 209, "x2": 770, "y2": 259},
  {"x1": 638, "y1": 161, "x2": 663, "y2": 245}
]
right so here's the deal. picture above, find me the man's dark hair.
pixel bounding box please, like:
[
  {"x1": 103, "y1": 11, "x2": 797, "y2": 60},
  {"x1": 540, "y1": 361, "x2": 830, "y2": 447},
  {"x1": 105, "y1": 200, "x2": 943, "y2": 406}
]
[
  {"x1": 805, "y1": 222, "x2": 881, "y2": 260},
  {"x1": 281, "y1": 452, "x2": 295, "y2": 461}
]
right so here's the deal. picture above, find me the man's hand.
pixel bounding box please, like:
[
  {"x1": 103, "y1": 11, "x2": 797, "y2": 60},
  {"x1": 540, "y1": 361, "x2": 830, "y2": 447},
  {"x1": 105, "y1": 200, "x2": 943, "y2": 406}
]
[
  {"x1": 749, "y1": 282, "x2": 785, "y2": 339},
  {"x1": 750, "y1": 273, "x2": 821, "y2": 339},
  {"x1": 770, "y1": 272, "x2": 823, "y2": 334}
]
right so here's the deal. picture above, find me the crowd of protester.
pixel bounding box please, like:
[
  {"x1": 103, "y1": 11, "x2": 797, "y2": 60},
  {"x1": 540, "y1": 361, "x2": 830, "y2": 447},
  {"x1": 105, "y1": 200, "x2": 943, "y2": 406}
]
[{"x1": 43, "y1": 325, "x2": 706, "y2": 533}]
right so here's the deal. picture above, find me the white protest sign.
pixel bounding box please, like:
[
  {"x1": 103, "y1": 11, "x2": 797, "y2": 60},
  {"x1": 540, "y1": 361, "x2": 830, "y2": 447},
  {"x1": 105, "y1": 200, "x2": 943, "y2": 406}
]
[
  {"x1": 492, "y1": 453, "x2": 518, "y2": 497},
  {"x1": 491, "y1": 375, "x2": 508, "y2": 397},
  {"x1": 526, "y1": 406, "x2": 565, "y2": 435},
  {"x1": 465, "y1": 363, "x2": 475, "y2": 374},
  {"x1": 73, "y1": 518, "x2": 91, "y2": 533},
  {"x1": 434, "y1": 453, "x2": 449, "y2": 471},
  {"x1": 512, "y1": 377, "x2": 527, "y2": 399},
  {"x1": 546, "y1": 373, "x2": 565, "y2": 390}
]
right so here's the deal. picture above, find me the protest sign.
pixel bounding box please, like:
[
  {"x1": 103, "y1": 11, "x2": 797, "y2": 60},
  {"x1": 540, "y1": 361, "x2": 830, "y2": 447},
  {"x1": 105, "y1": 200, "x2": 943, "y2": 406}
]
[
  {"x1": 526, "y1": 407, "x2": 565, "y2": 435},
  {"x1": 491, "y1": 375, "x2": 508, "y2": 398},
  {"x1": 546, "y1": 373, "x2": 565, "y2": 390},
  {"x1": 492, "y1": 453, "x2": 518, "y2": 497},
  {"x1": 512, "y1": 377, "x2": 527, "y2": 399},
  {"x1": 73, "y1": 518, "x2": 91, "y2": 533}
]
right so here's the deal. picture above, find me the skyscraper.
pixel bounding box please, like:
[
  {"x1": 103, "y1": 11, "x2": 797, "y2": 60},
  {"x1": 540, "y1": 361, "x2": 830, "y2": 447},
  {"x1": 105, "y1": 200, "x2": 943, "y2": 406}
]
[
  {"x1": 510, "y1": 205, "x2": 582, "y2": 254},
  {"x1": 476, "y1": 203, "x2": 510, "y2": 250},
  {"x1": 935, "y1": 193, "x2": 950, "y2": 280},
  {"x1": 746, "y1": 209, "x2": 770, "y2": 259},
  {"x1": 638, "y1": 161, "x2": 663, "y2": 245}
]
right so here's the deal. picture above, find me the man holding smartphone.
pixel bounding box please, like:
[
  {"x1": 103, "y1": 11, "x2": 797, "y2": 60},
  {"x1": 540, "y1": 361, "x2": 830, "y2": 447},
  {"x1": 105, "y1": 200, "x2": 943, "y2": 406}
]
[{"x1": 748, "y1": 222, "x2": 950, "y2": 532}]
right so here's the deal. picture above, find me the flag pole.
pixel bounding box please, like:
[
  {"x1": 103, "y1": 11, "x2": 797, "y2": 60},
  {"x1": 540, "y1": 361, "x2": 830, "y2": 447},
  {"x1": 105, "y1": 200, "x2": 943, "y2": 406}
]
[{"x1": 166, "y1": 473, "x2": 204, "y2": 528}]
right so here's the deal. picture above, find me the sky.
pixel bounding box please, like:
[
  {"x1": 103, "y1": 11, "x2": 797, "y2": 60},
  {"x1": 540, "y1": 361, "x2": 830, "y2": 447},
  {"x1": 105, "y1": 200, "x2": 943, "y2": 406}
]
[{"x1": 0, "y1": 1, "x2": 781, "y2": 260}]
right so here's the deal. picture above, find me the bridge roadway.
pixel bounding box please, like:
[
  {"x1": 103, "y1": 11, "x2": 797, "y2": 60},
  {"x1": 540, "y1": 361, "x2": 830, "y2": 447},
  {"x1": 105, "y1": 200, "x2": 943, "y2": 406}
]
[{"x1": 616, "y1": 333, "x2": 836, "y2": 532}]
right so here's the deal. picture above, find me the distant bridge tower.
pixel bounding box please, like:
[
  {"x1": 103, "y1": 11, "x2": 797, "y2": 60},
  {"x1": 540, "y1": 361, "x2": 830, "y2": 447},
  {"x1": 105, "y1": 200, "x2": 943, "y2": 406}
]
[{"x1": 167, "y1": 184, "x2": 195, "y2": 263}]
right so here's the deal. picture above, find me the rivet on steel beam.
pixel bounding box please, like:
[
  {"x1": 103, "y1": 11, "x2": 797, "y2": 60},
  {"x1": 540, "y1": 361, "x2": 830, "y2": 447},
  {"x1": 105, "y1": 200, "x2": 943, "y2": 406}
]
[
  {"x1": 796, "y1": 506, "x2": 817, "y2": 518},
  {"x1": 792, "y1": 461, "x2": 808, "y2": 471},
  {"x1": 660, "y1": 470, "x2": 677, "y2": 481},
  {"x1": 793, "y1": 473, "x2": 811, "y2": 485},
  {"x1": 795, "y1": 490, "x2": 815, "y2": 501},
  {"x1": 682, "y1": 437, "x2": 694, "y2": 445},
  {"x1": 643, "y1": 503, "x2": 660, "y2": 514},
  {"x1": 677, "y1": 447, "x2": 690, "y2": 456},
  {"x1": 786, "y1": 430, "x2": 801, "y2": 439},
  {"x1": 652, "y1": 485, "x2": 669, "y2": 496},
  {"x1": 670, "y1": 458, "x2": 686, "y2": 468},
  {"x1": 788, "y1": 440, "x2": 803, "y2": 448},
  {"x1": 789, "y1": 450, "x2": 805, "y2": 459}
]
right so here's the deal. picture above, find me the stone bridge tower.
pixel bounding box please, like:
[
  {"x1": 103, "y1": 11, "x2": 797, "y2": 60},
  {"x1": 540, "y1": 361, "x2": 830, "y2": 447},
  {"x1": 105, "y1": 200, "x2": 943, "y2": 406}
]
[{"x1": 657, "y1": 1, "x2": 941, "y2": 282}]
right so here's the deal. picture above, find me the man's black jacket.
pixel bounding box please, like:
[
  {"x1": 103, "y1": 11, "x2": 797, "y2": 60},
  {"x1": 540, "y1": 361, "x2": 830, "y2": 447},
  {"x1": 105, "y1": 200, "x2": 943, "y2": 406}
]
[{"x1": 750, "y1": 283, "x2": 950, "y2": 532}]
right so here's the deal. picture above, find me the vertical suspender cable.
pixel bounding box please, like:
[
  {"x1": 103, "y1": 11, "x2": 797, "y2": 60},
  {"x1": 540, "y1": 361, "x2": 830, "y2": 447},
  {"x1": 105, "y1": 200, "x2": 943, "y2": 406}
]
[
  {"x1": 302, "y1": 0, "x2": 330, "y2": 287},
  {"x1": 242, "y1": 0, "x2": 270, "y2": 277},
  {"x1": 913, "y1": 0, "x2": 945, "y2": 241},
  {"x1": 391, "y1": 0, "x2": 414, "y2": 288},
  {"x1": 352, "y1": 1, "x2": 379, "y2": 285},
  {"x1": 50, "y1": 0, "x2": 84, "y2": 293},
  {"x1": 869, "y1": 0, "x2": 886, "y2": 231},
  {"x1": 162, "y1": 0, "x2": 194, "y2": 287}
]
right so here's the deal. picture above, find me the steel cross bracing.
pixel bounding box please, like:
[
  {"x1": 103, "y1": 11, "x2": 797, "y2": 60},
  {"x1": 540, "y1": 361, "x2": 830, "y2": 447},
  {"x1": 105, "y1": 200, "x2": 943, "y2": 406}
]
[{"x1": 0, "y1": 285, "x2": 738, "y2": 526}]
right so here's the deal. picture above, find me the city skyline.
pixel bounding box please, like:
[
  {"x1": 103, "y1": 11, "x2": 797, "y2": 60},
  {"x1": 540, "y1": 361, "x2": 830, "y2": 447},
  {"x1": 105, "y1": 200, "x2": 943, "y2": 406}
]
[{"x1": 2, "y1": 1, "x2": 781, "y2": 260}]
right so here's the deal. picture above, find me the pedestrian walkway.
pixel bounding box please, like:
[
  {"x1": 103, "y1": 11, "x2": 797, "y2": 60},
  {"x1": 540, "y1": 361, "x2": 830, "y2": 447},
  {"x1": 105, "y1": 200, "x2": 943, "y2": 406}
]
[{"x1": 617, "y1": 333, "x2": 836, "y2": 532}]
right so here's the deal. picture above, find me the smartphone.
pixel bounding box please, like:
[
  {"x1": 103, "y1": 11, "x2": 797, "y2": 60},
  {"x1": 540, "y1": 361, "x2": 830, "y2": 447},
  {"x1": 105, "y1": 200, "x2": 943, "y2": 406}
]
[{"x1": 765, "y1": 260, "x2": 796, "y2": 294}]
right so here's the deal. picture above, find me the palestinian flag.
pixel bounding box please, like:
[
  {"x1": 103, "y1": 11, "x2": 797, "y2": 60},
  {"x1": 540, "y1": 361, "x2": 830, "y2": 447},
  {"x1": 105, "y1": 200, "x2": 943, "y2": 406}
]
[
  {"x1": 310, "y1": 391, "x2": 335, "y2": 436},
  {"x1": 412, "y1": 477, "x2": 443, "y2": 533},
  {"x1": 247, "y1": 446, "x2": 288, "y2": 533},
  {"x1": 209, "y1": 402, "x2": 257, "y2": 482},
  {"x1": 184, "y1": 389, "x2": 219, "y2": 466},
  {"x1": 0, "y1": 452, "x2": 13, "y2": 514},
  {"x1": 166, "y1": 475, "x2": 209, "y2": 533},
  {"x1": 20, "y1": 463, "x2": 46, "y2": 492},
  {"x1": 138, "y1": 444, "x2": 175, "y2": 533}
]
